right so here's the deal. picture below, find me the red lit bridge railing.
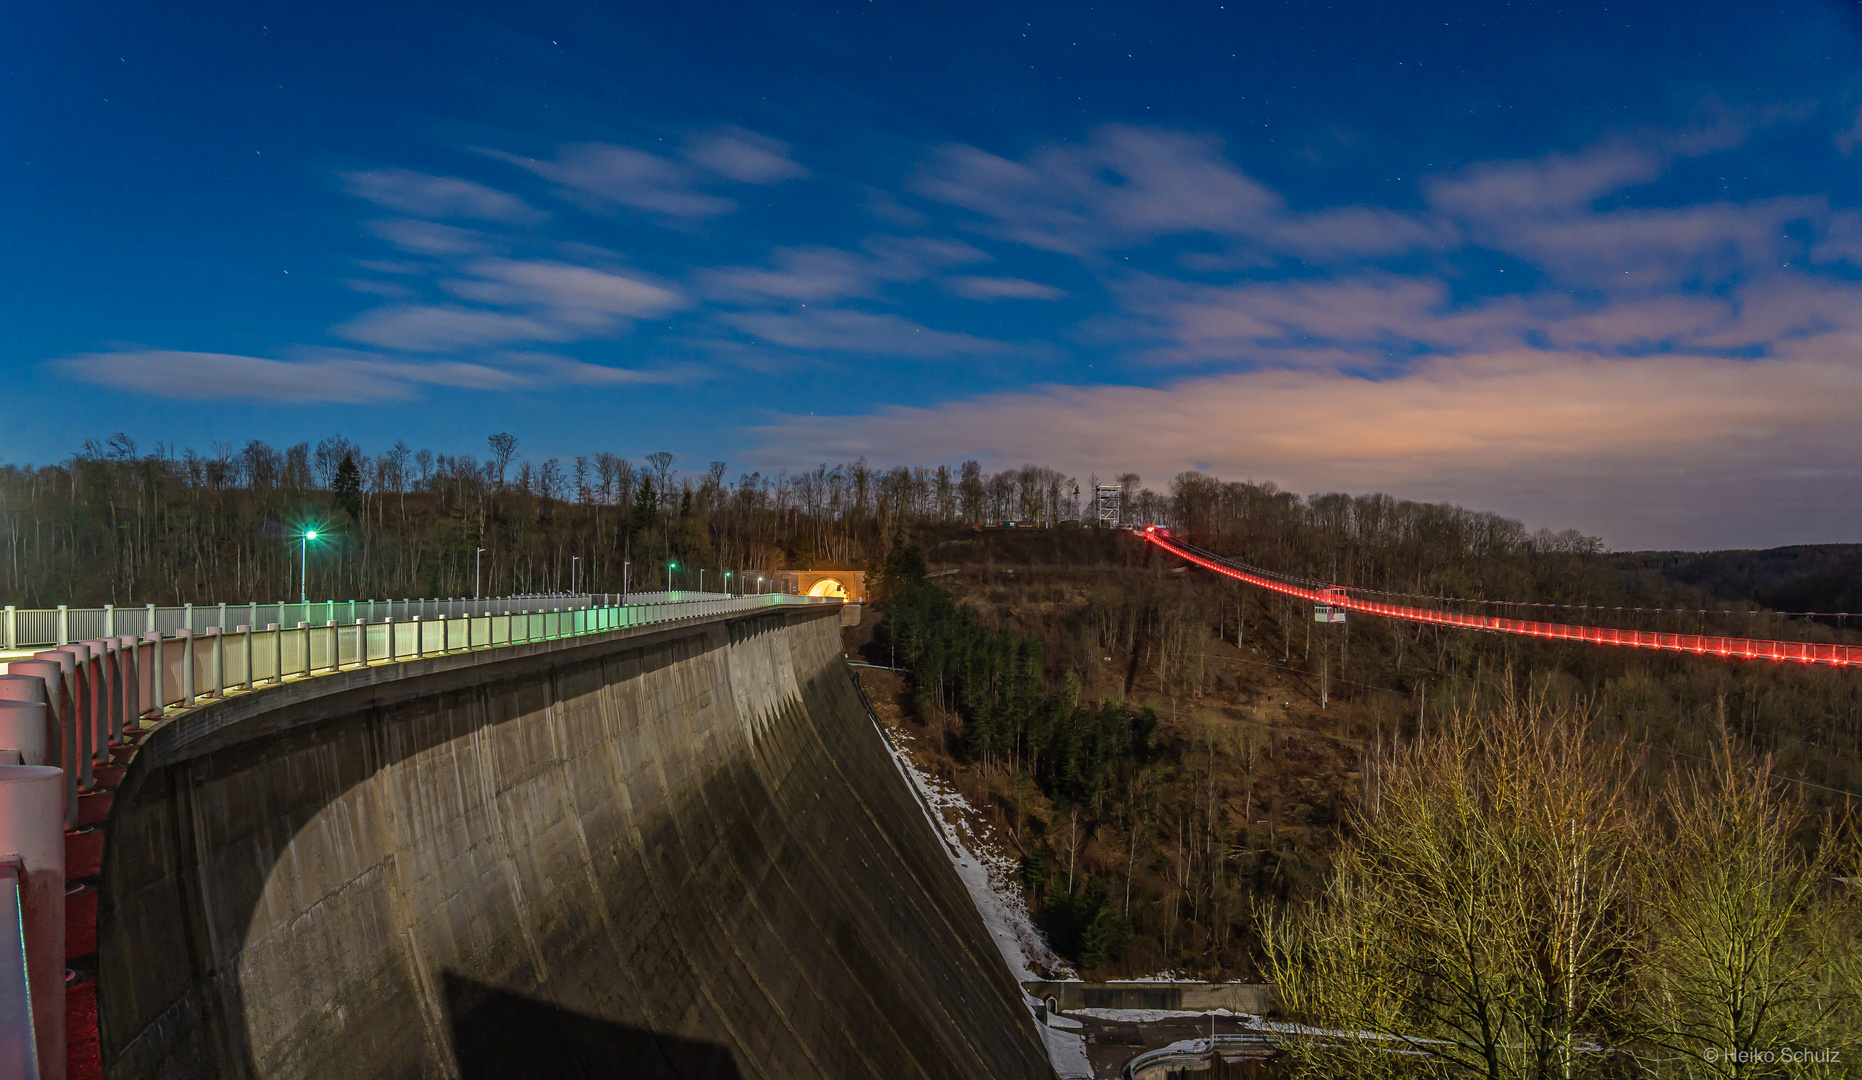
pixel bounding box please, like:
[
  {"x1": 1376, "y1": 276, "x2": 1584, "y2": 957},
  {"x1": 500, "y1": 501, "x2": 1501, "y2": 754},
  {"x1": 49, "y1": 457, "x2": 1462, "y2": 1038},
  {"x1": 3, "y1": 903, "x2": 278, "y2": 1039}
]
[{"x1": 1137, "y1": 529, "x2": 1862, "y2": 670}]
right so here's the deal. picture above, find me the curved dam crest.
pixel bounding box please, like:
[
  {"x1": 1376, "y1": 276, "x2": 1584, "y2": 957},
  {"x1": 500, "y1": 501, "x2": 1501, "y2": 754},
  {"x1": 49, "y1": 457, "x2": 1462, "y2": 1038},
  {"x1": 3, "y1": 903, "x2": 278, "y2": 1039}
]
[{"x1": 97, "y1": 604, "x2": 1055, "y2": 1079}]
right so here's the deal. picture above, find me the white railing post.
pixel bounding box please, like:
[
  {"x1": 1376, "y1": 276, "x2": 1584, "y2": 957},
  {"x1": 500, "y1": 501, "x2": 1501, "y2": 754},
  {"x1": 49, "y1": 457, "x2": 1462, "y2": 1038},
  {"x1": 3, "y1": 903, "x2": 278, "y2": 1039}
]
[
  {"x1": 2, "y1": 607, "x2": 12, "y2": 650},
  {"x1": 147, "y1": 632, "x2": 165, "y2": 719},
  {"x1": 115, "y1": 634, "x2": 138, "y2": 738},
  {"x1": 209, "y1": 628, "x2": 225, "y2": 698},
  {"x1": 384, "y1": 618, "x2": 395, "y2": 663},
  {"x1": 269, "y1": 623, "x2": 282, "y2": 685},
  {"x1": 104, "y1": 603, "x2": 115, "y2": 638},
  {"x1": 55, "y1": 606, "x2": 67, "y2": 647},
  {"x1": 178, "y1": 629, "x2": 195, "y2": 706},
  {"x1": 413, "y1": 617, "x2": 424, "y2": 659},
  {"x1": 183, "y1": 602, "x2": 194, "y2": 636},
  {"x1": 144, "y1": 602, "x2": 155, "y2": 633}
]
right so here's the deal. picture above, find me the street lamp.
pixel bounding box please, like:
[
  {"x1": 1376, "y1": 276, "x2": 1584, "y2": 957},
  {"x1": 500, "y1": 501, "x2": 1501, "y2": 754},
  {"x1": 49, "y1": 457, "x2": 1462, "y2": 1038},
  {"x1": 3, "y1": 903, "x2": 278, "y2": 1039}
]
[
  {"x1": 667, "y1": 561, "x2": 678, "y2": 590},
  {"x1": 623, "y1": 561, "x2": 630, "y2": 603},
  {"x1": 699, "y1": 569, "x2": 705, "y2": 594},
  {"x1": 572, "y1": 556, "x2": 581, "y2": 596},
  {"x1": 475, "y1": 547, "x2": 486, "y2": 600},
  {"x1": 724, "y1": 570, "x2": 732, "y2": 595},
  {"x1": 298, "y1": 530, "x2": 319, "y2": 605}
]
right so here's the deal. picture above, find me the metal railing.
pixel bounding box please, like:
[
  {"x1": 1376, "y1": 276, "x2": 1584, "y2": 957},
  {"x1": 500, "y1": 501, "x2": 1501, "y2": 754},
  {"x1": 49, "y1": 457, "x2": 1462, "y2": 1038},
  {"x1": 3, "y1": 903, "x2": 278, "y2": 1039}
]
[
  {"x1": 0, "y1": 861, "x2": 35, "y2": 1078},
  {"x1": 0, "y1": 590, "x2": 801, "y2": 651},
  {"x1": 0, "y1": 591, "x2": 834, "y2": 823}
]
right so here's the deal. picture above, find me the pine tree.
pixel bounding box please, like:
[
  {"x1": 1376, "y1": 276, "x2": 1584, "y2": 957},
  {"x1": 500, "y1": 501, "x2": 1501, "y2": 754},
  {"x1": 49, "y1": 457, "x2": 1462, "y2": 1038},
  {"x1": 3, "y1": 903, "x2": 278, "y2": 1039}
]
[{"x1": 332, "y1": 452, "x2": 363, "y2": 521}]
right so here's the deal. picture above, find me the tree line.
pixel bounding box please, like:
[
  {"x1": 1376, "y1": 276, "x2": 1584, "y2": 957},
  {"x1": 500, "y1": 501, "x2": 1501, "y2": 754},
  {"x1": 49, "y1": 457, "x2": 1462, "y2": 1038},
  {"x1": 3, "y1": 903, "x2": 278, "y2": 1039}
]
[{"x1": 0, "y1": 431, "x2": 1094, "y2": 607}]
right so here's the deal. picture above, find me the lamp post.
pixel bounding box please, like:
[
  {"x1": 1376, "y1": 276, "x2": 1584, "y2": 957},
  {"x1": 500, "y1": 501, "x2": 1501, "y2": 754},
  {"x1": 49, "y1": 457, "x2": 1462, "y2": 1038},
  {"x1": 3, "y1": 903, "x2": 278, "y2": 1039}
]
[
  {"x1": 699, "y1": 569, "x2": 705, "y2": 594},
  {"x1": 723, "y1": 570, "x2": 732, "y2": 596},
  {"x1": 667, "y1": 561, "x2": 678, "y2": 591},
  {"x1": 475, "y1": 547, "x2": 486, "y2": 600},
  {"x1": 623, "y1": 561, "x2": 630, "y2": 603},
  {"x1": 572, "y1": 556, "x2": 581, "y2": 596},
  {"x1": 299, "y1": 530, "x2": 319, "y2": 604}
]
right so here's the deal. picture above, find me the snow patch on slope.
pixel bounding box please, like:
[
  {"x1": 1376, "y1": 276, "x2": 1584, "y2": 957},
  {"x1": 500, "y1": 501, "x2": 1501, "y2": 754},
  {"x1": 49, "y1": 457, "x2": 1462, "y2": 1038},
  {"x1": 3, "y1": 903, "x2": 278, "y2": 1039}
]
[
  {"x1": 873, "y1": 721, "x2": 1073, "y2": 983},
  {"x1": 1039, "y1": 1025, "x2": 1095, "y2": 1079}
]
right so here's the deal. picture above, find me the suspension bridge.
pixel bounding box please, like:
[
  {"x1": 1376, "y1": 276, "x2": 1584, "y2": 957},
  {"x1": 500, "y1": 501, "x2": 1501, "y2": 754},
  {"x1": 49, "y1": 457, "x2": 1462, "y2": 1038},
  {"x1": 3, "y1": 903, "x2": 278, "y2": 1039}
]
[{"x1": 1135, "y1": 526, "x2": 1862, "y2": 669}]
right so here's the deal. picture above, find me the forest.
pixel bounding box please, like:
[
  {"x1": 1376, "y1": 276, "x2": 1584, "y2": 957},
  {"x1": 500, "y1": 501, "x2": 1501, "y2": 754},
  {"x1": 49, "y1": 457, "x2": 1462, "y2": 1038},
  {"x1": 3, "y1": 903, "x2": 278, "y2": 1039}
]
[{"x1": 860, "y1": 516, "x2": 1862, "y2": 989}]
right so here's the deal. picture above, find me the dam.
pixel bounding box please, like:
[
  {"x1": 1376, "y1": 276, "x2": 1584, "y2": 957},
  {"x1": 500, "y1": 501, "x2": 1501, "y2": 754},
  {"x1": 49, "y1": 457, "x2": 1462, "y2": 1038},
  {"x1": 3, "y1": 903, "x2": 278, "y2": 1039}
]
[{"x1": 79, "y1": 598, "x2": 1055, "y2": 1078}]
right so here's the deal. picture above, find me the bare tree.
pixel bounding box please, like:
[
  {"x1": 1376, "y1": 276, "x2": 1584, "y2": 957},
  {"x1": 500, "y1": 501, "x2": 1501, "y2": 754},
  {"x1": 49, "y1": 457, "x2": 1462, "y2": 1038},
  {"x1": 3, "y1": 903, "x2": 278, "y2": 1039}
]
[
  {"x1": 1638, "y1": 731, "x2": 1858, "y2": 1075},
  {"x1": 487, "y1": 432, "x2": 518, "y2": 488},
  {"x1": 1264, "y1": 691, "x2": 1642, "y2": 1080}
]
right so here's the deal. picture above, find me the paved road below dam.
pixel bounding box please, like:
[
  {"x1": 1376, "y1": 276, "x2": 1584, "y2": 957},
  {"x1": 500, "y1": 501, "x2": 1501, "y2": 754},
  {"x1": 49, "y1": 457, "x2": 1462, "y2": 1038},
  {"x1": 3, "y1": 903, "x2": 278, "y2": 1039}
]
[{"x1": 96, "y1": 603, "x2": 1054, "y2": 1079}]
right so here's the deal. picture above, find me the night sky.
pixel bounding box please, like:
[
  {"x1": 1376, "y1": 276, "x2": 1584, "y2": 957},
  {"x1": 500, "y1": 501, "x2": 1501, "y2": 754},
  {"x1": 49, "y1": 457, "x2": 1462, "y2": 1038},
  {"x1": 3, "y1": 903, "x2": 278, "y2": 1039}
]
[{"x1": 6, "y1": 0, "x2": 1862, "y2": 549}]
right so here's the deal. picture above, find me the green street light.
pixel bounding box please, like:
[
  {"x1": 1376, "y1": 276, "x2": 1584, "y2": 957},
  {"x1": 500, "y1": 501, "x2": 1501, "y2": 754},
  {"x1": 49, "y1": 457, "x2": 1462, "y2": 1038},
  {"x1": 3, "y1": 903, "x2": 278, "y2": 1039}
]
[
  {"x1": 667, "y1": 561, "x2": 679, "y2": 590},
  {"x1": 299, "y1": 530, "x2": 321, "y2": 604}
]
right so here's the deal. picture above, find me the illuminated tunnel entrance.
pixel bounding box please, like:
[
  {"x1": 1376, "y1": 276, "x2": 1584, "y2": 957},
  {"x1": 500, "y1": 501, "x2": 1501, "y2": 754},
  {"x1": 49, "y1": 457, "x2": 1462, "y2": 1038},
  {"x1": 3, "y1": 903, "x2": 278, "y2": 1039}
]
[{"x1": 779, "y1": 569, "x2": 867, "y2": 602}]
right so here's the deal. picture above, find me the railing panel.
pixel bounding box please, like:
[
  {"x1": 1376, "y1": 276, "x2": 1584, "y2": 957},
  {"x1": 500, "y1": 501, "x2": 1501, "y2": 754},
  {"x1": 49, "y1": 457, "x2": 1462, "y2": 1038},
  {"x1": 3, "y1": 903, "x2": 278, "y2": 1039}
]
[
  {"x1": 14, "y1": 611, "x2": 57, "y2": 648},
  {"x1": 280, "y1": 628, "x2": 304, "y2": 678},
  {"x1": 308, "y1": 625, "x2": 331, "y2": 672},
  {"x1": 227, "y1": 632, "x2": 249, "y2": 689},
  {"x1": 68, "y1": 610, "x2": 106, "y2": 642}
]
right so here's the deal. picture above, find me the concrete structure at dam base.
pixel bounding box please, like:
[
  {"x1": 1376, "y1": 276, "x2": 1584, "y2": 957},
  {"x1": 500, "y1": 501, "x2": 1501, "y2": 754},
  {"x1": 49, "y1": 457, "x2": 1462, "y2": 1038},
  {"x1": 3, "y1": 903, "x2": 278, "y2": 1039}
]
[
  {"x1": 96, "y1": 602, "x2": 1054, "y2": 1079},
  {"x1": 1026, "y1": 981, "x2": 1274, "y2": 1017}
]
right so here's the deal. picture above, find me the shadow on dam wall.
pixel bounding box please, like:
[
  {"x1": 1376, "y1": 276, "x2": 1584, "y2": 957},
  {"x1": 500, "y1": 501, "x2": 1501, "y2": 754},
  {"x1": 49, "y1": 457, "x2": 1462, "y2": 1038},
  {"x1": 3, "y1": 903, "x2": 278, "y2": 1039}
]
[{"x1": 95, "y1": 605, "x2": 1054, "y2": 1079}]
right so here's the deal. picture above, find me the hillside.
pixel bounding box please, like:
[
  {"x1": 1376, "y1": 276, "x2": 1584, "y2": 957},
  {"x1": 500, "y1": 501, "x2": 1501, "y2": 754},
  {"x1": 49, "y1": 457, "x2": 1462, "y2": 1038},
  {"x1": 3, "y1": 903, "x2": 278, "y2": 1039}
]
[{"x1": 850, "y1": 524, "x2": 1862, "y2": 980}]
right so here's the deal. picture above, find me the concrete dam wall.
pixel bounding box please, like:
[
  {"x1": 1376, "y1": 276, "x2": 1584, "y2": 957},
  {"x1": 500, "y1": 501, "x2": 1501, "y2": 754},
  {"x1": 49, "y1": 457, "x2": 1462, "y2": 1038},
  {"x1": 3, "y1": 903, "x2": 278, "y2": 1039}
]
[{"x1": 96, "y1": 605, "x2": 1053, "y2": 1079}]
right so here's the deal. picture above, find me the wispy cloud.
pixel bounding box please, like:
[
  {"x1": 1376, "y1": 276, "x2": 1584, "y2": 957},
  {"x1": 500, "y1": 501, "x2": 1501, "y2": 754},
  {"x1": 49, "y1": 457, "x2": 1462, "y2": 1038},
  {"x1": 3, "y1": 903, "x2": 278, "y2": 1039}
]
[
  {"x1": 441, "y1": 259, "x2": 688, "y2": 328},
  {"x1": 364, "y1": 219, "x2": 497, "y2": 257},
  {"x1": 52, "y1": 349, "x2": 526, "y2": 402},
  {"x1": 482, "y1": 143, "x2": 732, "y2": 217},
  {"x1": 681, "y1": 126, "x2": 808, "y2": 183},
  {"x1": 700, "y1": 236, "x2": 986, "y2": 302},
  {"x1": 333, "y1": 305, "x2": 571, "y2": 351},
  {"x1": 719, "y1": 308, "x2": 1012, "y2": 356},
  {"x1": 914, "y1": 124, "x2": 1439, "y2": 259},
  {"x1": 52, "y1": 348, "x2": 697, "y2": 403},
  {"x1": 342, "y1": 169, "x2": 543, "y2": 223},
  {"x1": 702, "y1": 247, "x2": 880, "y2": 302},
  {"x1": 493, "y1": 352, "x2": 707, "y2": 386},
  {"x1": 1839, "y1": 107, "x2": 1862, "y2": 156},
  {"x1": 944, "y1": 276, "x2": 1067, "y2": 301}
]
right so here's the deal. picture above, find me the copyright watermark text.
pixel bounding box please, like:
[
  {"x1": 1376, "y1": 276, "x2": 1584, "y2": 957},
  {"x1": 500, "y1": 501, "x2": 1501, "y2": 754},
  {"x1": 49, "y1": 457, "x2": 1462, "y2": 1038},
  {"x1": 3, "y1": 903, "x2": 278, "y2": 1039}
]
[{"x1": 1702, "y1": 1046, "x2": 1842, "y2": 1065}]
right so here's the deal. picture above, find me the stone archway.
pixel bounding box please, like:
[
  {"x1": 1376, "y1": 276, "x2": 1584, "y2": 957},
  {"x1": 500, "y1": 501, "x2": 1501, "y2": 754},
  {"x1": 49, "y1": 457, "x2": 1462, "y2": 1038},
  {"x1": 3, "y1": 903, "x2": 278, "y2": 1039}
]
[{"x1": 806, "y1": 578, "x2": 848, "y2": 599}]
